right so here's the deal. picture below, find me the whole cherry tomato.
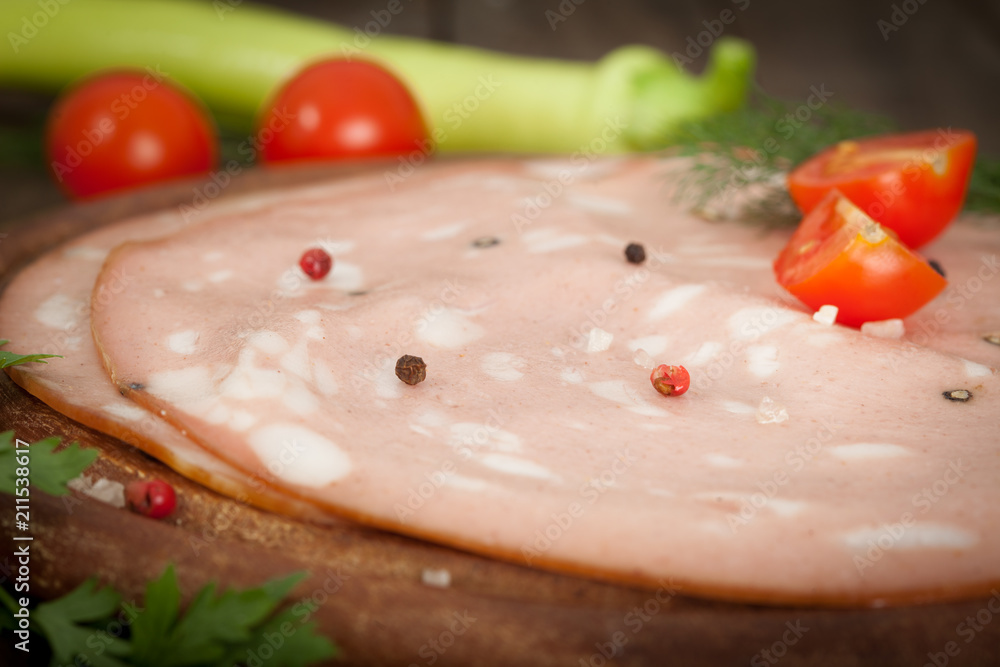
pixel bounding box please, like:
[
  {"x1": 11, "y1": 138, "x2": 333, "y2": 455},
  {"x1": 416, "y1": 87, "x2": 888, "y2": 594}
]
[{"x1": 46, "y1": 70, "x2": 217, "y2": 199}]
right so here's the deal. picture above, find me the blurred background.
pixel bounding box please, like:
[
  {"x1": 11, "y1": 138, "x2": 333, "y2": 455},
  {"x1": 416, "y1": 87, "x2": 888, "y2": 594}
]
[{"x1": 1, "y1": 0, "x2": 998, "y2": 221}]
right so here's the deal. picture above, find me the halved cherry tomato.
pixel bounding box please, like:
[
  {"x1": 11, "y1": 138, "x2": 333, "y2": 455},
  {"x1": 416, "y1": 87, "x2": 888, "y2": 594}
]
[
  {"x1": 259, "y1": 59, "x2": 428, "y2": 163},
  {"x1": 787, "y1": 129, "x2": 977, "y2": 249},
  {"x1": 774, "y1": 190, "x2": 947, "y2": 327},
  {"x1": 45, "y1": 70, "x2": 217, "y2": 199}
]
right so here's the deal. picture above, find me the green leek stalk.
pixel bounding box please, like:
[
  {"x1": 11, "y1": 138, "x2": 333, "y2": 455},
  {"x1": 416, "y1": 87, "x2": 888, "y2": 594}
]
[{"x1": 0, "y1": 0, "x2": 754, "y2": 153}]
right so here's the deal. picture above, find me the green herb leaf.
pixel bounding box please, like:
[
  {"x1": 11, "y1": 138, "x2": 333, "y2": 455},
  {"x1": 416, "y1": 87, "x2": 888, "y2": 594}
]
[
  {"x1": 0, "y1": 339, "x2": 62, "y2": 369},
  {"x1": 215, "y1": 606, "x2": 339, "y2": 667},
  {"x1": 128, "y1": 564, "x2": 182, "y2": 665},
  {"x1": 34, "y1": 578, "x2": 130, "y2": 667},
  {"x1": 0, "y1": 431, "x2": 97, "y2": 496},
  {"x1": 965, "y1": 155, "x2": 1000, "y2": 216},
  {"x1": 130, "y1": 567, "x2": 335, "y2": 667},
  {"x1": 0, "y1": 586, "x2": 19, "y2": 632}
]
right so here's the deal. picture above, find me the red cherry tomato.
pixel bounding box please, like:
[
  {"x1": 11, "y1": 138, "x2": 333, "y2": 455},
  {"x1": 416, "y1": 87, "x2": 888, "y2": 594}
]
[
  {"x1": 787, "y1": 129, "x2": 977, "y2": 249},
  {"x1": 258, "y1": 59, "x2": 429, "y2": 164},
  {"x1": 45, "y1": 70, "x2": 217, "y2": 199},
  {"x1": 774, "y1": 191, "x2": 947, "y2": 327}
]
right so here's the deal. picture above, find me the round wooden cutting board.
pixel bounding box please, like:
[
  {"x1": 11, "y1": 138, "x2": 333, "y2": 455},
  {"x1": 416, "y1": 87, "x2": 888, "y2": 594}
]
[{"x1": 2, "y1": 163, "x2": 999, "y2": 667}]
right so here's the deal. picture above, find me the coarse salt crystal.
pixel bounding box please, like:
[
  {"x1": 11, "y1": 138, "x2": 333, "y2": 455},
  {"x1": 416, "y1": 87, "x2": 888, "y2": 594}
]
[
  {"x1": 812, "y1": 305, "x2": 838, "y2": 326},
  {"x1": 860, "y1": 319, "x2": 905, "y2": 339},
  {"x1": 67, "y1": 475, "x2": 126, "y2": 508},
  {"x1": 586, "y1": 328, "x2": 614, "y2": 353},
  {"x1": 421, "y1": 568, "x2": 452, "y2": 588},
  {"x1": 632, "y1": 348, "x2": 655, "y2": 370},
  {"x1": 756, "y1": 396, "x2": 789, "y2": 424}
]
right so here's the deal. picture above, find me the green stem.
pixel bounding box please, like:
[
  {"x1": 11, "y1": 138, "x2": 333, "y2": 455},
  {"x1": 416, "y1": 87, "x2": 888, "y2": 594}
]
[{"x1": 0, "y1": 0, "x2": 754, "y2": 153}]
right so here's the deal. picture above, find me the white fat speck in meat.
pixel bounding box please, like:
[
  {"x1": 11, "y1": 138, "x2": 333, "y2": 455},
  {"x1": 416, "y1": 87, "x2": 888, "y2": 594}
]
[
  {"x1": 168, "y1": 330, "x2": 199, "y2": 355},
  {"x1": 647, "y1": 285, "x2": 706, "y2": 321},
  {"x1": 842, "y1": 524, "x2": 978, "y2": 551},
  {"x1": 746, "y1": 345, "x2": 780, "y2": 378},
  {"x1": 860, "y1": 318, "x2": 905, "y2": 339},
  {"x1": 247, "y1": 423, "x2": 351, "y2": 486},
  {"x1": 479, "y1": 453, "x2": 555, "y2": 480},
  {"x1": 830, "y1": 443, "x2": 912, "y2": 460},
  {"x1": 417, "y1": 308, "x2": 485, "y2": 348},
  {"x1": 34, "y1": 293, "x2": 80, "y2": 330},
  {"x1": 481, "y1": 352, "x2": 525, "y2": 381}
]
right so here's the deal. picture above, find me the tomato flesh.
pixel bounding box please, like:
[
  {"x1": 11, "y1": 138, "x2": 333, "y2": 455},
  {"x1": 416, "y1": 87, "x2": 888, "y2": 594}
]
[
  {"x1": 774, "y1": 191, "x2": 947, "y2": 327},
  {"x1": 787, "y1": 129, "x2": 977, "y2": 249},
  {"x1": 45, "y1": 70, "x2": 216, "y2": 199},
  {"x1": 259, "y1": 59, "x2": 428, "y2": 163}
]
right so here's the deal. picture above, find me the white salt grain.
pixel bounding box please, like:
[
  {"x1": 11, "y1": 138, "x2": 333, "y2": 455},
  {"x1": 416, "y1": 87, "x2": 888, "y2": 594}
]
[
  {"x1": 67, "y1": 476, "x2": 126, "y2": 508},
  {"x1": 812, "y1": 305, "x2": 838, "y2": 326},
  {"x1": 756, "y1": 396, "x2": 789, "y2": 424},
  {"x1": 632, "y1": 348, "x2": 655, "y2": 370},
  {"x1": 421, "y1": 568, "x2": 452, "y2": 588},
  {"x1": 586, "y1": 328, "x2": 614, "y2": 353}
]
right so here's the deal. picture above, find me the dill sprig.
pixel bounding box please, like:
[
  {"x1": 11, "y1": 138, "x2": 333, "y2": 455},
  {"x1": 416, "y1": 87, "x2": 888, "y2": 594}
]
[{"x1": 667, "y1": 88, "x2": 895, "y2": 226}]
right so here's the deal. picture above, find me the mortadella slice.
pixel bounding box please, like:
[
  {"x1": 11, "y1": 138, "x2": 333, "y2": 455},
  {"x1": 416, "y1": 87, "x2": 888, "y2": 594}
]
[
  {"x1": 90, "y1": 158, "x2": 1000, "y2": 605},
  {"x1": 0, "y1": 196, "x2": 367, "y2": 524}
]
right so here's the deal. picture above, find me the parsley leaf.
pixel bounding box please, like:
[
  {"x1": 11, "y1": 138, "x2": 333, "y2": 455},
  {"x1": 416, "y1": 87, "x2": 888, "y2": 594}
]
[
  {"x1": 0, "y1": 339, "x2": 62, "y2": 369},
  {"x1": 130, "y1": 566, "x2": 336, "y2": 667},
  {"x1": 0, "y1": 431, "x2": 98, "y2": 496},
  {"x1": 34, "y1": 578, "x2": 131, "y2": 667},
  {"x1": 7, "y1": 566, "x2": 337, "y2": 667},
  {"x1": 215, "y1": 605, "x2": 339, "y2": 667}
]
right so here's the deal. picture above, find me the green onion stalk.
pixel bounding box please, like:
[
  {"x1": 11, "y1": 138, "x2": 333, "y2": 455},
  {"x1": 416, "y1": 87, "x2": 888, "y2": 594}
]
[{"x1": 0, "y1": 0, "x2": 755, "y2": 154}]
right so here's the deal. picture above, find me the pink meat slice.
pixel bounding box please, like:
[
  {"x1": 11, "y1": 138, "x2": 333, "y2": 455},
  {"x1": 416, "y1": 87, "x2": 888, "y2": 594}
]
[
  {"x1": 91, "y1": 158, "x2": 1000, "y2": 605},
  {"x1": 0, "y1": 197, "x2": 356, "y2": 524}
]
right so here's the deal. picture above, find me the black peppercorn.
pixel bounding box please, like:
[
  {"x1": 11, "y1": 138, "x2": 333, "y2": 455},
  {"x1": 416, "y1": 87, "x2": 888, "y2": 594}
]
[
  {"x1": 395, "y1": 355, "x2": 427, "y2": 385},
  {"x1": 625, "y1": 242, "x2": 646, "y2": 264}
]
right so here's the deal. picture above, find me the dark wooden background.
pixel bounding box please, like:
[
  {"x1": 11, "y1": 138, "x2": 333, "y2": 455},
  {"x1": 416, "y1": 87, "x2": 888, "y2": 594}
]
[{"x1": 1, "y1": 0, "x2": 998, "y2": 220}]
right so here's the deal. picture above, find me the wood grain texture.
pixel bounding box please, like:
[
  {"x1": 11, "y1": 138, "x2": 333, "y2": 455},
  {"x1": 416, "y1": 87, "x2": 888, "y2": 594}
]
[{"x1": 2, "y1": 164, "x2": 1000, "y2": 666}]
